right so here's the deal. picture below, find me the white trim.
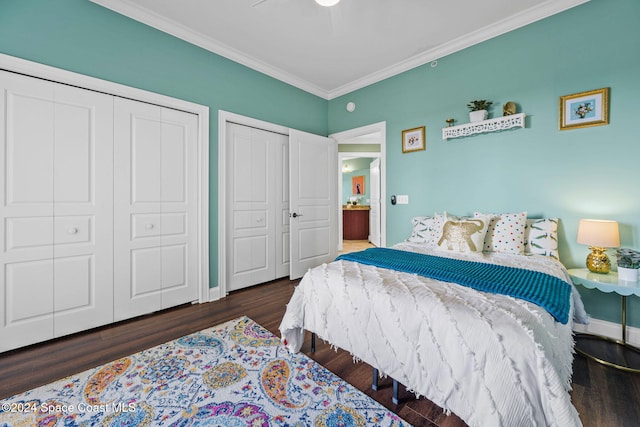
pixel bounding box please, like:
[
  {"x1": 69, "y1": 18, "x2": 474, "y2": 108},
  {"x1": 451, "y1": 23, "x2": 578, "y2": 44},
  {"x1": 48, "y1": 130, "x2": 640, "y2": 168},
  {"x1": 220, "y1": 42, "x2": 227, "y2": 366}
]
[
  {"x1": 89, "y1": 0, "x2": 327, "y2": 99},
  {"x1": 574, "y1": 318, "x2": 640, "y2": 347},
  {"x1": 327, "y1": 0, "x2": 590, "y2": 99},
  {"x1": 337, "y1": 152, "x2": 381, "y2": 250},
  {"x1": 0, "y1": 53, "x2": 211, "y2": 304},
  {"x1": 217, "y1": 111, "x2": 290, "y2": 298},
  {"x1": 331, "y1": 122, "x2": 387, "y2": 249},
  {"x1": 90, "y1": 0, "x2": 589, "y2": 100},
  {"x1": 209, "y1": 286, "x2": 221, "y2": 302}
]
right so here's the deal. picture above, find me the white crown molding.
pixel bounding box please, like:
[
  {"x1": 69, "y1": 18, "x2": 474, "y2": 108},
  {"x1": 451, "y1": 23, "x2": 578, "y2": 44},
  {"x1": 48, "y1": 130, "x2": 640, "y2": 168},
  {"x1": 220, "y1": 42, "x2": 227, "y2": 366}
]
[
  {"x1": 91, "y1": 0, "x2": 589, "y2": 100},
  {"x1": 327, "y1": 0, "x2": 590, "y2": 99},
  {"x1": 89, "y1": 0, "x2": 328, "y2": 98}
]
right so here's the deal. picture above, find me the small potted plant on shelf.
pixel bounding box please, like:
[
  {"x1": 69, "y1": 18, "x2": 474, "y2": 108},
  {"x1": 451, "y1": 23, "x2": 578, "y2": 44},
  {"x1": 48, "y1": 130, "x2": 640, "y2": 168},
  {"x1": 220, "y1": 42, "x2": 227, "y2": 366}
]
[
  {"x1": 467, "y1": 100, "x2": 493, "y2": 123},
  {"x1": 616, "y1": 248, "x2": 640, "y2": 282}
]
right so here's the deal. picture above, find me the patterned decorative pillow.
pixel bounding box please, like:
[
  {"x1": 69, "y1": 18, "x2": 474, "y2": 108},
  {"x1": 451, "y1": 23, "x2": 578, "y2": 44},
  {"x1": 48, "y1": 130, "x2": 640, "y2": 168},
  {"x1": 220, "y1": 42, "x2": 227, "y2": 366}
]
[
  {"x1": 524, "y1": 218, "x2": 559, "y2": 260},
  {"x1": 436, "y1": 213, "x2": 490, "y2": 253},
  {"x1": 474, "y1": 211, "x2": 527, "y2": 254},
  {"x1": 407, "y1": 216, "x2": 436, "y2": 244},
  {"x1": 407, "y1": 213, "x2": 449, "y2": 246}
]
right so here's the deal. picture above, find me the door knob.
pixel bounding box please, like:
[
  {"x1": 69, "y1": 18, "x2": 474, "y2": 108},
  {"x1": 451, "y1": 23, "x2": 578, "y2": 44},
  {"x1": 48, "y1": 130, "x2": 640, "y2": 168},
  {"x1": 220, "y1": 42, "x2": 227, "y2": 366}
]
[{"x1": 290, "y1": 212, "x2": 303, "y2": 218}]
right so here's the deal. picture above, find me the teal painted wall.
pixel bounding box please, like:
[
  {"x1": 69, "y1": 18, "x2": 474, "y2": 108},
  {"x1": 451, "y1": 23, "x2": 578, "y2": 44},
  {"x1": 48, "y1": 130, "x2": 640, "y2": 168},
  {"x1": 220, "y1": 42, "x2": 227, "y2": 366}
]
[
  {"x1": 328, "y1": 0, "x2": 640, "y2": 327},
  {"x1": 0, "y1": 0, "x2": 328, "y2": 286},
  {"x1": 1, "y1": 0, "x2": 639, "y2": 328}
]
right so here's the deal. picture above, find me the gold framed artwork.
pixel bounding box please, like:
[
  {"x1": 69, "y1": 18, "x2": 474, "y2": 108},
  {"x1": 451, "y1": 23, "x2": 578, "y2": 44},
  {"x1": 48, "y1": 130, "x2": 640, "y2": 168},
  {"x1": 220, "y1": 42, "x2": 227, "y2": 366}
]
[
  {"x1": 559, "y1": 87, "x2": 609, "y2": 130},
  {"x1": 401, "y1": 126, "x2": 426, "y2": 153}
]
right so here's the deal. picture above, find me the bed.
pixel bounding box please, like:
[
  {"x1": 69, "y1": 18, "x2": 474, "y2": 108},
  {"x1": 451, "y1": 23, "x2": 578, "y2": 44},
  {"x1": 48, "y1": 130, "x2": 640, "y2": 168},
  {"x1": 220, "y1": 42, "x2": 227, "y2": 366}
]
[{"x1": 279, "y1": 212, "x2": 588, "y2": 427}]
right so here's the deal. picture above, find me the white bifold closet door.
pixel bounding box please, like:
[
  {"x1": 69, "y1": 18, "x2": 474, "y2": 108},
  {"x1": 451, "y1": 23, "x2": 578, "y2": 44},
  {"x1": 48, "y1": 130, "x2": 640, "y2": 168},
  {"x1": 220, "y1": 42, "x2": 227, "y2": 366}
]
[
  {"x1": 113, "y1": 98, "x2": 198, "y2": 321},
  {"x1": 0, "y1": 71, "x2": 114, "y2": 351},
  {"x1": 226, "y1": 123, "x2": 290, "y2": 291}
]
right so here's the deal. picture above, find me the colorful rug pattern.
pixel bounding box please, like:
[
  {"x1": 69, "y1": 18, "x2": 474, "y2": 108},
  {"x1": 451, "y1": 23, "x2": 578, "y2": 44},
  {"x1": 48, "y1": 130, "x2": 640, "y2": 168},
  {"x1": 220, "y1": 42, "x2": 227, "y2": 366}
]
[{"x1": 0, "y1": 316, "x2": 409, "y2": 426}]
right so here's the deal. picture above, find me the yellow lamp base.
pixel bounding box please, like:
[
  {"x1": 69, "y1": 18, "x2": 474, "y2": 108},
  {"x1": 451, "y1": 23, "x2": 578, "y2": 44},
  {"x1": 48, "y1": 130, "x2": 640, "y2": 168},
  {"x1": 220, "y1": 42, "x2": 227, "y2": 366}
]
[{"x1": 586, "y1": 246, "x2": 611, "y2": 274}]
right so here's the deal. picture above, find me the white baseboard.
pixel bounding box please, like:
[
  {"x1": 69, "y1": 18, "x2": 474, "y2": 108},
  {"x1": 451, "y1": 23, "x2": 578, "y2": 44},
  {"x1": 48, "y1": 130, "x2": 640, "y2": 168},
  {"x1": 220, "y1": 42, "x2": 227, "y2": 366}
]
[{"x1": 573, "y1": 318, "x2": 640, "y2": 347}]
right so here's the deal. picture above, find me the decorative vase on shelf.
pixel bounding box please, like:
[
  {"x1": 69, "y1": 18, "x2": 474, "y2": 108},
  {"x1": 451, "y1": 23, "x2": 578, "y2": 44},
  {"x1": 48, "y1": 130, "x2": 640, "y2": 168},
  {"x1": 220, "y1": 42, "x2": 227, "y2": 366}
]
[
  {"x1": 466, "y1": 100, "x2": 493, "y2": 123},
  {"x1": 618, "y1": 266, "x2": 639, "y2": 282},
  {"x1": 469, "y1": 110, "x2": 488, "y2": 123}
]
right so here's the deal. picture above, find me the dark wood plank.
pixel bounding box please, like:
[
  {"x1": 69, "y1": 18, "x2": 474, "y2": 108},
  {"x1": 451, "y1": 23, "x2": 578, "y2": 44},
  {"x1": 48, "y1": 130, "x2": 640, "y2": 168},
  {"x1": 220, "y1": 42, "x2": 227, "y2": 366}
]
[{"x1": 1, "y1": 277, "x2": 638, "y2": 427}]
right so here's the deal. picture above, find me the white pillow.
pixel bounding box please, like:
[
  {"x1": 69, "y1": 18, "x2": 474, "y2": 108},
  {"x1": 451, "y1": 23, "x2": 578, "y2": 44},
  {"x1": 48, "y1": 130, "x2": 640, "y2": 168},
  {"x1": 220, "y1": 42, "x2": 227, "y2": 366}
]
[
  {"x1": 524, "y1": 218, "x2": 559, "y2": 260},
  {"x1": 436, "y1": 213, "x2": 490, "y2": 253},
  {"x1": 474, "y1": 211, "x2": 527, "y2": 254},
  {"x1": 407, "y1": 216, "x2": 436, "y2": 244}
]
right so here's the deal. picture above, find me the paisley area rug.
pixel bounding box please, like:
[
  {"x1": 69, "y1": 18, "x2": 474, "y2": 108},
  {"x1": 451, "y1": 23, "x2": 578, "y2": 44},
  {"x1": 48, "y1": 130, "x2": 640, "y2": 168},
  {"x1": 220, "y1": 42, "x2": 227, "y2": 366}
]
[{"x1": 0, "y1": 316, "x2": 410, "y2": 426}]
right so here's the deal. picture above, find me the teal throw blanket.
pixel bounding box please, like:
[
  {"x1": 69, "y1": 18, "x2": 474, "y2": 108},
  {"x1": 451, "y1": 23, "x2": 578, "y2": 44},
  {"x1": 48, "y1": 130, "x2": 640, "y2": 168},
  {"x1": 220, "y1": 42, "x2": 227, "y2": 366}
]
[{"x1": 336, "y1": 247, "x2": 571, "y2": 324}]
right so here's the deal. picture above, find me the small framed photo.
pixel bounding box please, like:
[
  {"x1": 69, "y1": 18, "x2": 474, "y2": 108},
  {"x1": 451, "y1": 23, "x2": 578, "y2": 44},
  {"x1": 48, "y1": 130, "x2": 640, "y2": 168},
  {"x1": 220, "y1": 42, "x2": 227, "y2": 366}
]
[
  {"x1": 559, "y1": 87, "x2": 609, "y2": 130},
  {"x1": 401, "y1": 126, "x2": 426, "y2": 153}
]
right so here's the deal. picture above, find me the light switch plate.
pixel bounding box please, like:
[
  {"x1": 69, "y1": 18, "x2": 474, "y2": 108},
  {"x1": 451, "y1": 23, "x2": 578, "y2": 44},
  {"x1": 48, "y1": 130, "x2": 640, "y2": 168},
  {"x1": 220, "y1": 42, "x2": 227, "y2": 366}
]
[{"x1": 397, "y1": 195, "x2": 409, "y2": 204}]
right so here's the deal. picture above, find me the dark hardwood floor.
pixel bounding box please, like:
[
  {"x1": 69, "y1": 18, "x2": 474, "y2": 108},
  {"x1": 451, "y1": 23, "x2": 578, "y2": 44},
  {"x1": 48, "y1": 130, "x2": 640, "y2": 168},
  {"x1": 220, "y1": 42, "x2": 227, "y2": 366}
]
[{"x1": 1, "y1": 277, "x2": 639, "y2": 426}]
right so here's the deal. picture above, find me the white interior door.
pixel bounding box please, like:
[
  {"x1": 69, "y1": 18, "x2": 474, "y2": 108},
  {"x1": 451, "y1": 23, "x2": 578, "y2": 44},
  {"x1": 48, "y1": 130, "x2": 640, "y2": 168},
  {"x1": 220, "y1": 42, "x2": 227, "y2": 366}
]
[
  {"x1": 369, "y1": 158, "x2": 381, "y2": 247},
  {"x1": 114, "y1": 98, "x2": 198, "y2": 321},
  {"x1": 289, "y1": 129, "x2": 338, "y2": 279}
]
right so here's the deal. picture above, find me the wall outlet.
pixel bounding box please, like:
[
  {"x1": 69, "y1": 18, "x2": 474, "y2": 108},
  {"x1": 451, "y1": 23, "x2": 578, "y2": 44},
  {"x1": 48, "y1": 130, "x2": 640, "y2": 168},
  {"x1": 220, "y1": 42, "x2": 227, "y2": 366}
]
[{"x1": 397, "y1": 195, "x2": 409, "y2": 204}]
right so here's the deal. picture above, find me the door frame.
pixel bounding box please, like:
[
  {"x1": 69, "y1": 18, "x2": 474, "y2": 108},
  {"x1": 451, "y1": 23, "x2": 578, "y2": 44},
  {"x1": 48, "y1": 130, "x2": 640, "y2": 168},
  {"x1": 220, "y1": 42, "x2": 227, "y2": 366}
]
[
  {"x1": 337, "y1": 152, "x2": 381, "y2": 249},
  {"x1": 217, "y1": 110, "x2": 289, "y2": 298},
  {"x1": 0, "y1": 53, "x2": 211, "y2": 304},
  {"x1": 331, "y1": 122, "x2": 387, "y2": 249}
]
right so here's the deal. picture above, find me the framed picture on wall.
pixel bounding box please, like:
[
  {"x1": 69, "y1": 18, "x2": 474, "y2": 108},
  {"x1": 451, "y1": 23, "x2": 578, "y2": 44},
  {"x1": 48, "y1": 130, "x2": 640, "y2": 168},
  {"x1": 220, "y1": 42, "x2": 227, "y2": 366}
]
[
  {"x1": 352, "y1": 175, "x2": 365, "y2": 195},
  {"x1": 401, "y1": 126, "x2": 426, "y2": 153},
  {"x1": 559, "y1": 87, "x2": 609, "y2": 130}
]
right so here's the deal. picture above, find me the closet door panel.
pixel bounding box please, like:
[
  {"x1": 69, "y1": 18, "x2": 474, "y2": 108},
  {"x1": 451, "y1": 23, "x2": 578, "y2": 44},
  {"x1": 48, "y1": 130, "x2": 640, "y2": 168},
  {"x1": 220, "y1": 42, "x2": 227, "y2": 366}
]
[
  {"x1": 158, "y1": 108, "x2": 197, "y2": 308},
  {"x1": 275, "y1": 134, "x2": 289, "y2": 278},
  {"x1": 0, "y1": 73, "x2": 55, "y2": 351},
  {"x1": 226, "y1": 124, "x2": 276, "y2": 290},
  {"x1": 132, "y1": 115, "x2": 162, "y2": 203},
  {"x1": 160, "y1": 118, "x2": 187, "y2": 203},
  {"x1": 0, "y1": 72, "x2": 114, "y2": 350},
  {"x1": 5, "y1": 76, "x2": 55, "y2": 205},
  {"x1": 3, "y1": 259, "x2": 54, "y2": 349},
  {"x1": 54, "y1": 100, "x2": 92, "y2": 203},
  {"x1": 114, "y1": 99, "x2": 197, "y2": 321},
  {"x1": 51, "y1": 84, "x2": 114, "y2": 337},
  {"x1": 114, "y1": 99, "x2": 162, "y2": 320},
  {"x1": 131, "y1": 247, "x2": 162, "y2": 296},
  {"x1": 159, "y1": 244, "x2": 188, "y2": 308},
  {"x1": 53, "y1": 255, "x2": 92, "y2": 312}
]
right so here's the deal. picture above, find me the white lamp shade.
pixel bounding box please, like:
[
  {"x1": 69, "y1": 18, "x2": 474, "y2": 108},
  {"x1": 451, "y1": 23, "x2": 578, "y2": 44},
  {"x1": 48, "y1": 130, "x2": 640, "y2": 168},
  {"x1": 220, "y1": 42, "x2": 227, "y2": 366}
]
[
  {"x1": 576, "y1": 219, "x2": 620, "y2": 248},
  {"x1": 315, "y1": 0, "x2": 341, "y2": 6}
]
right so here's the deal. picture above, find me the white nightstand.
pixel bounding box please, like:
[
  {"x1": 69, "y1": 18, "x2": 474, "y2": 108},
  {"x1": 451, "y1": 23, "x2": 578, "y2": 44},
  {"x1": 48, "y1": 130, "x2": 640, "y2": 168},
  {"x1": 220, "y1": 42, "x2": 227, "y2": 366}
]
[{"x1": 568, "y1": 268, "x2": 640, "y2": 373}]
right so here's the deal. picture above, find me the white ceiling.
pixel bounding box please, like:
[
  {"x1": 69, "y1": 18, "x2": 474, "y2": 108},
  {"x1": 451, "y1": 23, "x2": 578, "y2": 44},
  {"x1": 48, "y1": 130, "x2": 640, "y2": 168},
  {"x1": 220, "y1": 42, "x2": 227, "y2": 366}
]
[{"x1": 91, "y1": 0, "x2": 589, "y2": 99}]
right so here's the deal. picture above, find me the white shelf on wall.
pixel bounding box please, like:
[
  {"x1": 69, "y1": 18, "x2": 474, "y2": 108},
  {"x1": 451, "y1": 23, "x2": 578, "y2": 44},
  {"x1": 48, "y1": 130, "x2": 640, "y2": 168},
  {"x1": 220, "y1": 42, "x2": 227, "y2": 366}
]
[{"x1": 442, "y1": 113, "x2": 526, "y2": 140}]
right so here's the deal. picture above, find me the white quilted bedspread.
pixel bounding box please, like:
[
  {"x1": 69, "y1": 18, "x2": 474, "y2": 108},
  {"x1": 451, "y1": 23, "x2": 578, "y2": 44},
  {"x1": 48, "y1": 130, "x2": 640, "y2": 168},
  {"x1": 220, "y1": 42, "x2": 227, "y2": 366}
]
[{"x1": 279, "y1": 243, "x2": 587, "y2": 427}]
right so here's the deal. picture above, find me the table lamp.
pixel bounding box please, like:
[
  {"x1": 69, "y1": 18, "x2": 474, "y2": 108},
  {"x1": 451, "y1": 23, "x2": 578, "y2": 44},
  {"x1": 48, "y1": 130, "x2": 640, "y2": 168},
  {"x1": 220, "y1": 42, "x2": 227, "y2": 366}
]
[{"x1": 576, "y1": 219, "x2": 620, "y2": 273}]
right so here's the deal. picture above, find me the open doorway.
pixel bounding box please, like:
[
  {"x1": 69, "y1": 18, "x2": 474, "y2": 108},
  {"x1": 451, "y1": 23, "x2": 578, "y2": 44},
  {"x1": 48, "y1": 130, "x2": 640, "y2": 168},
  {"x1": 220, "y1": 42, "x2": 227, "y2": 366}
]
[{"x1": 330, "y1": 122, "x2": 386, "y2": 253}]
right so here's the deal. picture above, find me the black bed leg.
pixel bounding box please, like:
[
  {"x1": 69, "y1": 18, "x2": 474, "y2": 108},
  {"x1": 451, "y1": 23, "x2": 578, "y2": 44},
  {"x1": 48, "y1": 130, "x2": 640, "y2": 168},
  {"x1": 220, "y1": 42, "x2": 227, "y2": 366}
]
[
  {"x1": 392, "y1": 379, "x2": 399, "y2": 405},
  {"x1": 372, "y1": 368, "x2": 379, "y2": 391},
  {"x1": 311, "y1": 332, "x2": 316, "y2": 353}
]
